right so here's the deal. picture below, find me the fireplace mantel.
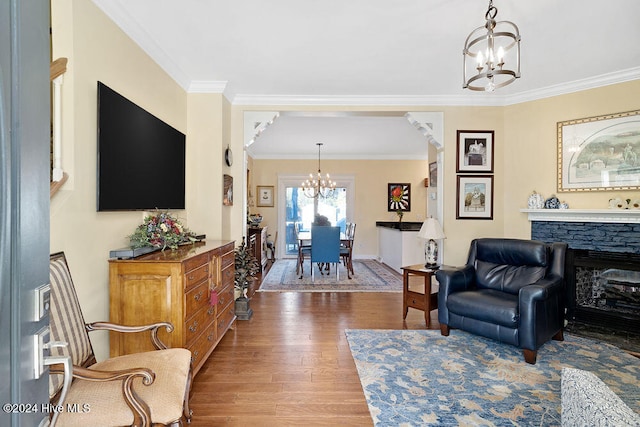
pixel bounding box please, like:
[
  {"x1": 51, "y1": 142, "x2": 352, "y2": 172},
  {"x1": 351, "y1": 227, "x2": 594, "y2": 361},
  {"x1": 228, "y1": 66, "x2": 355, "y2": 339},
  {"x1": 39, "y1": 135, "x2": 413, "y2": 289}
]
[{"x1": 520, "y1": 209, "x2": 640, "y2": 224}]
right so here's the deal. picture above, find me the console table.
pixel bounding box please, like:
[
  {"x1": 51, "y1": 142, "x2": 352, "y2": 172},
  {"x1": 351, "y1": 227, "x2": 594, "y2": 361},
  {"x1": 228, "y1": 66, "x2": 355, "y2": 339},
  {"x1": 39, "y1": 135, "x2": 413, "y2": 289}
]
[
  {"x1": 402, "y1": 263, "x2": 439, "y2": 328},
  {"x1": 108, "y1": 240, "x2": 235, "y2": 376}
]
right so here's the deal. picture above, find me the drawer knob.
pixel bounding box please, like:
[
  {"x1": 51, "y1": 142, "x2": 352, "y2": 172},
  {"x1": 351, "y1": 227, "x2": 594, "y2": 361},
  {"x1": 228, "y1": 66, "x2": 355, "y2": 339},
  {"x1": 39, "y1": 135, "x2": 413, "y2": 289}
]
[
  {"x1": 189, "y1": 321, "x2": 198, "y2": 332},
  {"x1": 194, "y1": 291, "x2": 203, "y2": 301},
  {"x1": 208, "y1": 307, "x2": 215, "y2": 315},
  {"x1": 207, "y1": 333, "x2": 214, "y2": 341}
]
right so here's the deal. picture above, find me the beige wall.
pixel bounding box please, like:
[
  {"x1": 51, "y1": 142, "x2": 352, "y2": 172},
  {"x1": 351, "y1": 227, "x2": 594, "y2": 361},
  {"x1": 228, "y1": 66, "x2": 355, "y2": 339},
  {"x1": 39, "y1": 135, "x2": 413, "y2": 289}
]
[
  {"x1": 249, "y1": 159, "x2": 430, "y2": 259},
  {"x1": 50, "y1": 0, "x2": 640, "y2": 360},
  {"x1": 50, "y1": 0, "x2": 228, "y2": 360},
  {"x1": 503, "y1": 81, "x2": 640, "y2": 240}
]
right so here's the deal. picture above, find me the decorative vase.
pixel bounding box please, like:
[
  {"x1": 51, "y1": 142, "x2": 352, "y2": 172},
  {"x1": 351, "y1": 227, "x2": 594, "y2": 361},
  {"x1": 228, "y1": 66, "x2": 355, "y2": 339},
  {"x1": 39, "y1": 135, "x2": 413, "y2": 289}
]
[
  {"x1": 527, "y1": 191, "x2": 544, "y2": 209},
  {"x1": 544, "y1": 195, "x2": 560, "y2": 209}
]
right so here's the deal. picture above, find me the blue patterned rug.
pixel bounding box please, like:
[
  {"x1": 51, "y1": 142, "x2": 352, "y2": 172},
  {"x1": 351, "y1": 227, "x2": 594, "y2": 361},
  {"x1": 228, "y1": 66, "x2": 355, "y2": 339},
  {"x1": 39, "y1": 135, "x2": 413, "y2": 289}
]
[
  {"x1": 259, "y1": 259, "x2": 402, "y2": 292},
  {"x1": 346, "y1": 329, "x2": 640, "y2": 426}
]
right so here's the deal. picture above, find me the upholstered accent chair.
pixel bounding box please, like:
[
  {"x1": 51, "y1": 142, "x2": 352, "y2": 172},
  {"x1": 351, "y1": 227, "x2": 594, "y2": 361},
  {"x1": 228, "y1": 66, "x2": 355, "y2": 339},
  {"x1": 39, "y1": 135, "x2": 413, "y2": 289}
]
[
  {"x1": 340, "y1": 223, "x2": 356, "y2": 279},
  {"x1": 48, "y1": 252, "x2": 192, "y2": 426},
  {"x1": 435, "y1": 238, "x2": 568, "y2": 364}
]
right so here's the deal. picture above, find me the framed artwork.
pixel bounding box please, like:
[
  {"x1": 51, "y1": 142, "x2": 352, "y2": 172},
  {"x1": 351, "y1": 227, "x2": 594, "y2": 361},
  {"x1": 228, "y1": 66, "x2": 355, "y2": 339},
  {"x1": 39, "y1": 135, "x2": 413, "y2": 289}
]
[
  {"x1": 388, "y1": 183, "x2": 411, "y2": 212},
  {"x1": 429, "y1": 162, "x2": 437, "y2": 187},
  {"x1": 256, "y1": 185, "x2": 274, "y2": 207},
  {"x1": 223, "y1": 174, "x2": 233, "y2": 206},
  {"x1": 456, "y1": 175, "x2": 493, "y2": 220},
  {"x1": 558, "y1": 109, "x2": 640, "y2": 192},
  {"x1": 457, "y1": 130, "x2": 494, "y2": 173}
]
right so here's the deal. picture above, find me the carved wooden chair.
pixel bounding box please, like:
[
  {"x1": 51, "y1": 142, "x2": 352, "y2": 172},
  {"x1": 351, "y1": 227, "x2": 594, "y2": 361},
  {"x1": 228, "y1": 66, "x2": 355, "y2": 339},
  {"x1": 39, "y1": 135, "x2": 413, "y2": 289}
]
[{"x1": 48, "y1": 252, "x2": 193, "y2": 426}]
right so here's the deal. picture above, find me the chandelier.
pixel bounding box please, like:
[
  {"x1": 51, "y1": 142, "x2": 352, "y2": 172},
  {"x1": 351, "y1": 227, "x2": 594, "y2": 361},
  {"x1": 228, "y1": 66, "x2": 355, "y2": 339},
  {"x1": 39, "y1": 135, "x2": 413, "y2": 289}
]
[
  {"x1": 463, "y1": 0, "x2": 521, "y2": 92},
  {"x1": 302, "y1": 143, "x2": 336, "y2": 198}
]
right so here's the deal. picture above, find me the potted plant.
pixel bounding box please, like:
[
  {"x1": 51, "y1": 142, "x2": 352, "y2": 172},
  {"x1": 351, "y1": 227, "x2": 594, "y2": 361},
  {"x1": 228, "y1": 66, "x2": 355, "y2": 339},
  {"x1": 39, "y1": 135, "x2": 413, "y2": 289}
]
[{"x1": 234, "y1": 238, "x2": 261, "y2": 320}]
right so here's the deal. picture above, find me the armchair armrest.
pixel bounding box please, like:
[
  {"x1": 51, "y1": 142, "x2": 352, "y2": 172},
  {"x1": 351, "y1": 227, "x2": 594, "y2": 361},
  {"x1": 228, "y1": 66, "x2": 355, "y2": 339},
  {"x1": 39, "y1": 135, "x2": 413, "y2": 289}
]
[
  {"x1": 518, "y1": 276, "x2": 565, "y2": 350},
  {"x1": 435, "y1": 265, "x2": 476, "y2": 295},
  {"x1": 49, "y1": 364, "x2": 156, "y2": 426},
  {"x1": 436, "y1": 265, "x2": 476, "y2": 326},
  {"x1": 86, "y1": 321, "x2": 174, "y2": 350}
]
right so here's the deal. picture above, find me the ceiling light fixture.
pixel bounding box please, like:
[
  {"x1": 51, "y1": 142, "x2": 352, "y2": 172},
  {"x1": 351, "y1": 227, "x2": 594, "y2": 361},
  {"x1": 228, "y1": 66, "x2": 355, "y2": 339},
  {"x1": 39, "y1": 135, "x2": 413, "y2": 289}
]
[
  {"x1": 463, "y1": 0, "x2": 521, "y2": 92},
  {"x1": 302, "y1": 143, "x2": 336, "y2": 199}
]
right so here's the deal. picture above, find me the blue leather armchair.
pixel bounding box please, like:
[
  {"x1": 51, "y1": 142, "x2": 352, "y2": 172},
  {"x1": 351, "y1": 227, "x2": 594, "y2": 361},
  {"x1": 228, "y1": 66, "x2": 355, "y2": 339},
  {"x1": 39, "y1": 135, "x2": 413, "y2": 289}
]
[{"x1": 435, "y1": 238, "x2": 568, "y2": 364}]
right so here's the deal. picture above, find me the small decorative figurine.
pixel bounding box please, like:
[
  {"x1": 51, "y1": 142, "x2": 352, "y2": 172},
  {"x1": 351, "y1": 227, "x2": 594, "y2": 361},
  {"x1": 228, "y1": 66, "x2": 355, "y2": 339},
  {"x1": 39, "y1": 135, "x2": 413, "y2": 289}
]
[
  {"x1": 527, "y1": 191, "x2": 545, "y2": 209},
  {"x1": 544, "y1": 195, "x2": 560, "y2": 209}
]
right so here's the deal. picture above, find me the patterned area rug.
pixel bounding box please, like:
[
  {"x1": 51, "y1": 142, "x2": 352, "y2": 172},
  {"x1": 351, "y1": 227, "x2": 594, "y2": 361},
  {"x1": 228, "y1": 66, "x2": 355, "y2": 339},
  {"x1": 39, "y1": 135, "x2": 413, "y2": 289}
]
[
  {"x1": 346, "y1": 329, "x2": 640, "y2": 426},
  {"x1": 258, "y1": 259, "x2": 402, "y2": 292}
]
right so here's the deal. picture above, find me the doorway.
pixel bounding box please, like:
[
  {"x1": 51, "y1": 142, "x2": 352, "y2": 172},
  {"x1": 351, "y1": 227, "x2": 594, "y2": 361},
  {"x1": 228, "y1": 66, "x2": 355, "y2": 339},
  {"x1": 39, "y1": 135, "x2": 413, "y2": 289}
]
[{"x1": 279, "y1": 175, "x2": 354, "y2": 257}]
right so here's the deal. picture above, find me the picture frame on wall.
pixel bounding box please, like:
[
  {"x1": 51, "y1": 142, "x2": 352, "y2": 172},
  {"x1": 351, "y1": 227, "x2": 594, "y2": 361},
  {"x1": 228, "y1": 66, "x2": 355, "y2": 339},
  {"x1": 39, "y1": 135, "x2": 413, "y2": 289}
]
[
  {"x1": 456, "y1": 130, "x2": 494, "y2": 173},
  {"x1": 456, "y1": 175, "x2": 493, "y2": 220},
  {"x1": 256, "y1": 185, "x2": 274, "y2": 207},
  {"x1": 388, "y1": 183, "x2": 411, "y2": 212},
  {"x1": 223, "y1": 174, "x2": 233, "y2": 206},
  {"x1": 429, "y1": 162, "x2": 437, "y2": 187},
  {"x1": 557, "y1": 109, "x2": 640, "y2": 192}
]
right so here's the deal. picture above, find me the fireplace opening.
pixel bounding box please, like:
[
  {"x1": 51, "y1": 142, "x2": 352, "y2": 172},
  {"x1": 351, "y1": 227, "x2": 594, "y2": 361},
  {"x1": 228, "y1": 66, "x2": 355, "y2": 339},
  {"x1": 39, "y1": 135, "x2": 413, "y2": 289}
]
[{"x1": 565, "y1": 249, "x2": 640, "y2": 354}]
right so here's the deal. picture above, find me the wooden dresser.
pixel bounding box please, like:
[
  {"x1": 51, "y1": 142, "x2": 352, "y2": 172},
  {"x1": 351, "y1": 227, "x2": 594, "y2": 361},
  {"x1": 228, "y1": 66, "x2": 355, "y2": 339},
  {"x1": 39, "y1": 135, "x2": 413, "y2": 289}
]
[{"x1": 108, "y1": 240, "x2": 235, "y2": 376}]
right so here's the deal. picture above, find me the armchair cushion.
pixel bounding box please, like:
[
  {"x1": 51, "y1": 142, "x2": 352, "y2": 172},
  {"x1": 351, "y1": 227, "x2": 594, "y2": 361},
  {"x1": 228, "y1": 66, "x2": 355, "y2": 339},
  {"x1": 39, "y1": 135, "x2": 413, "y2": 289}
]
[
  {"x1": 55, "y1": 348, "x2": 191, "y2": 426},
  {"x1": 447, "y1": 289, "x2": 519, "y2": 328}
]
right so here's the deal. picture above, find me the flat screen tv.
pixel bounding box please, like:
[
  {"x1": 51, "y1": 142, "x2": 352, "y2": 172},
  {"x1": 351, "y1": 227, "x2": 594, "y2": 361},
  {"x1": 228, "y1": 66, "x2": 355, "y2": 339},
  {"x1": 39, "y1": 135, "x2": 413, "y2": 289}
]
[{"x1": 97, "y1": 82, "x2": 186, "y2": 211}]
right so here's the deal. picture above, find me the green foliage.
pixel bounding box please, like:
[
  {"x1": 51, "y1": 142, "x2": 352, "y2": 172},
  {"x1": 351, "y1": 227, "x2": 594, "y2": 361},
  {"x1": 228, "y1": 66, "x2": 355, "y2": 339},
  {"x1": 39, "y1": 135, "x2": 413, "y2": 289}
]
[
  {"x1": 129, "y1": 211, "x2": 196, "y2": 250},
  {"x1": 234, "y1": 240, "x2": 261, "y2": 293}
]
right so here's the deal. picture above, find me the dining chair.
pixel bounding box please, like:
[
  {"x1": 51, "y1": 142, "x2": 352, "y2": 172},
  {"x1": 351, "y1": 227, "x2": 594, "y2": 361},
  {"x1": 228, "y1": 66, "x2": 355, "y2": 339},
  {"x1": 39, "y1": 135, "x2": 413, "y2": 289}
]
[
  {"x1": 310, "y1": 226, "x2": 341, "y2": 282},
  {"x1": 340, "y1": 223, "x2": 356, "y2": 279},
  {"x1": 295, "y1": 222, "x2": 311, "y2": 277}
]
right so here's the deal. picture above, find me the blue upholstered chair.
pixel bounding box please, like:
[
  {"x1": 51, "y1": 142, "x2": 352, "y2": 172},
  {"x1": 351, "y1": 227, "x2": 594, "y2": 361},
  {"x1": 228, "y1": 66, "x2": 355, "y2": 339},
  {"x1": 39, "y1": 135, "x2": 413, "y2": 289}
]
[
  {"x1": 435, "y1": 238, "x2": 568, "y2": 364},
  {"x1": 310, "y1": 226, "x2": 341, "y2": 282}
]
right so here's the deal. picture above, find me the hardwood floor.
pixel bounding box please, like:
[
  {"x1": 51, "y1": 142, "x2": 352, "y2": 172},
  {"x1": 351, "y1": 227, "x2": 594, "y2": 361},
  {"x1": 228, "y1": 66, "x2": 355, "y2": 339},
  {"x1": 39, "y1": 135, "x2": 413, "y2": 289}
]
[{"x1": 189, "y1": 274, "x2": 438, "y2": 426}]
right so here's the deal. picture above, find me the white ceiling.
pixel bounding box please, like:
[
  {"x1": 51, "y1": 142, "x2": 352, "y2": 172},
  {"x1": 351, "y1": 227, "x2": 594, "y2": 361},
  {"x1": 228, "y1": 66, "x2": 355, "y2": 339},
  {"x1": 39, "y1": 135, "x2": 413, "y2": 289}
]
[{"x1": 91, "y1": 0, "x2": 640, "y2": 158}]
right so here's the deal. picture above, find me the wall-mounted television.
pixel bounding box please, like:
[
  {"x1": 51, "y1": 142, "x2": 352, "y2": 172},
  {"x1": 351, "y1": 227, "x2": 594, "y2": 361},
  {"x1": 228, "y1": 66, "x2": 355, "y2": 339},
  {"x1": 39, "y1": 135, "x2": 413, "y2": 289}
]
[{"x1": 97, "y1": 82, "x2": 186, "y2": 211}]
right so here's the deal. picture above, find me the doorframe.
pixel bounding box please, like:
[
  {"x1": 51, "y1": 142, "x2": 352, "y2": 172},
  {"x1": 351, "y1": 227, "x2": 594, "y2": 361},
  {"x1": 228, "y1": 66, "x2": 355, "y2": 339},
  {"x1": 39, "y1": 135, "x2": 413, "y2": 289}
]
[{"x1": 277, "y1": 174, "x2": 355, "y2": 259}]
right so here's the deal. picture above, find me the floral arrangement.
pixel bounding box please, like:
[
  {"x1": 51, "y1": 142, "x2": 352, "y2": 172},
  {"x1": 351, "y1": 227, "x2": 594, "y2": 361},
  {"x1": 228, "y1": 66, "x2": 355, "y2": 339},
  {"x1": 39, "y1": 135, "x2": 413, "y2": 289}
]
[{"x1": 129, "y1": 211, "x2": 196, "y2": 250}]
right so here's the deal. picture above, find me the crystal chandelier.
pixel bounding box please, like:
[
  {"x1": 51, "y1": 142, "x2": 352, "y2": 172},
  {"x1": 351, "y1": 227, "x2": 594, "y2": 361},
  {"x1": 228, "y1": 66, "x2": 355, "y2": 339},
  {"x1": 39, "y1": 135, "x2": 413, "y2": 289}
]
[
  {"x1": 463, "y1": 0, "x2": 521, "y2": 92},
  {"x1": 302, "y1": 143, "x2": 336, "y2": 198}
]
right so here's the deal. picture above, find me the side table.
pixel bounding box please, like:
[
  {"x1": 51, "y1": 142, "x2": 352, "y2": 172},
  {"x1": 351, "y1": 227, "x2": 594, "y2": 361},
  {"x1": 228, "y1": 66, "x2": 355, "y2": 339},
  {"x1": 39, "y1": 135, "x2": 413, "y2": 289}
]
[{"x1": 402, "y1": 263, "x2": 439, "y2": 327}]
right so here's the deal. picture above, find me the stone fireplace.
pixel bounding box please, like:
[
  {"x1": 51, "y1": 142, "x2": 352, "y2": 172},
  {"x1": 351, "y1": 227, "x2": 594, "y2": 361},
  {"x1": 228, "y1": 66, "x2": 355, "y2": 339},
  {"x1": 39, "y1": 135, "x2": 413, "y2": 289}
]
[{"x1": 524, "y1": 209, "x2": 640, "y2": 354}]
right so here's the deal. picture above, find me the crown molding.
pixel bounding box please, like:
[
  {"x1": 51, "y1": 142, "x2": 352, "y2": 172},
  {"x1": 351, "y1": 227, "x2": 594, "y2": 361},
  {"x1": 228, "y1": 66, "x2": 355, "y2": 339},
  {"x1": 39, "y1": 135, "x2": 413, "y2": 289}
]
[{"x1": 203, "y1": 68, "x2": 640, "y2": 107}]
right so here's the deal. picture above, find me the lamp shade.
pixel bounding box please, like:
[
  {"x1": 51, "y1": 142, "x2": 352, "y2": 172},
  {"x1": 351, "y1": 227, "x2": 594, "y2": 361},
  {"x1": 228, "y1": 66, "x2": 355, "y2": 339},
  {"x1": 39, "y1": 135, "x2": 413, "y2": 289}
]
[{"x1": 417, "y1": 217, "x2": 446, "y2": 240}]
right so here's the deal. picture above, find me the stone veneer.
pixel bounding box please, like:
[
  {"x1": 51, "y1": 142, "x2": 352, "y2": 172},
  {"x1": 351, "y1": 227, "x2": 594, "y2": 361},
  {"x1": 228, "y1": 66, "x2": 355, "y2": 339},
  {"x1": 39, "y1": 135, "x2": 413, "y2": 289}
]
[{"x1": 531, "y1": 221, "x2": 640, "y2": 254}]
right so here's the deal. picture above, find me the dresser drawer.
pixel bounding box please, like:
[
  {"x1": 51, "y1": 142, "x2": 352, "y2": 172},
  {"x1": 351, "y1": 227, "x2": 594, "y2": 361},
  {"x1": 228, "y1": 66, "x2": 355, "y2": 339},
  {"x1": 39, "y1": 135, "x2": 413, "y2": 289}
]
[
  {"x1": 183, "y1": 251, "x2": 210, "y2": 273},
  {"x1": 221, "y1": 249, "x2": 234, "y2": 270},
  {"x1": 217, "y1": 284, "x2": 234, "y2": 312},
  {"x1": 216, "y1": 302, "x2": 235, "y2": 339},
  {"x1": 221, "y1": 265, "x2": 234, "y2": 289},
  {"x1": 184, "y1": 262, "x2": 210, "y2": 289},
  {"x1": 185, "y1": 281, "x2": 209, "y2": 318},
  {"x1": 187, "y1": 325, "x2": 215, "y2": 370},
  {"x1": 184, "y1": 305, "x2": 215, "y2": 347}
]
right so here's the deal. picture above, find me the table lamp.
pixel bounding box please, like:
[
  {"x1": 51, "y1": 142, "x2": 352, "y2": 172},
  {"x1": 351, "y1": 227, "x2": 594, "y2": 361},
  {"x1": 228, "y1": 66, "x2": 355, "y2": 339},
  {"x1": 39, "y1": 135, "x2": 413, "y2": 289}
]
[{"x1": 417, "y1": 217, "x2": 446, "y2": 268}]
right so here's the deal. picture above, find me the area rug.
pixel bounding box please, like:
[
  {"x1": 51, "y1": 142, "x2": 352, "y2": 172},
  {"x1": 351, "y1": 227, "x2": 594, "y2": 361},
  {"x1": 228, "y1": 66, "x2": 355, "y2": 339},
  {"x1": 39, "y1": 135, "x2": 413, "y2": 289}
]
[
  {"x1": 258, "y1": 259, "x2": 402, "y2": 292},
  {"x1": 345, "y1": 329, "x2": 640, "y2": 426}
]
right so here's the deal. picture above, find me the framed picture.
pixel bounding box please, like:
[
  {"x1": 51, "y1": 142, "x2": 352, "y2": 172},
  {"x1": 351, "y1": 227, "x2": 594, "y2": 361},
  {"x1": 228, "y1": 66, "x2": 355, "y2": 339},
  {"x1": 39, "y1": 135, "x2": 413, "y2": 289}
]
[
  {"x1": 256, "y1": 185, "x2": 274, "y2": 207},
  {"x1": 558, "y1": 109, "x2": 640, "y2": 192},
  {"x1": 223, "y1": 174, "x2": 233, "y2": 206},
  {"x1": 388, "y1": 183, "x2": 411, "y2": 212},
  {"x1": 457, "y1": 130, "x2": 494, "y2": 173},
  {"x1": 456, "y1": 175, "x2": 493, "y2": 220},
  {"x1": 429, "y1": 162, "x2": 437, "y2": 187}
]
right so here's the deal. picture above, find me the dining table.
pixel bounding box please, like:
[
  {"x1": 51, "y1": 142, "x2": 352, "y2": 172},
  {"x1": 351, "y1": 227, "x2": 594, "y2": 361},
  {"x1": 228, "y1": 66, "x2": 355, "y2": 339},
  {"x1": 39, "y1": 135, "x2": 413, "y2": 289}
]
[{"x1": 296, "y1": 230, "x2": 350, "y2": 277}]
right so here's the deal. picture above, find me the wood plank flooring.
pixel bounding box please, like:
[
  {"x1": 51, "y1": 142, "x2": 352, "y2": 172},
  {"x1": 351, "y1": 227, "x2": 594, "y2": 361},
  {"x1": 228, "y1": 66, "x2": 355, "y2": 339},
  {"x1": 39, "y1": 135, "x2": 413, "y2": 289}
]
[{"x1": 189, "y1": 273, "x2": 438, "y2": 426}]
